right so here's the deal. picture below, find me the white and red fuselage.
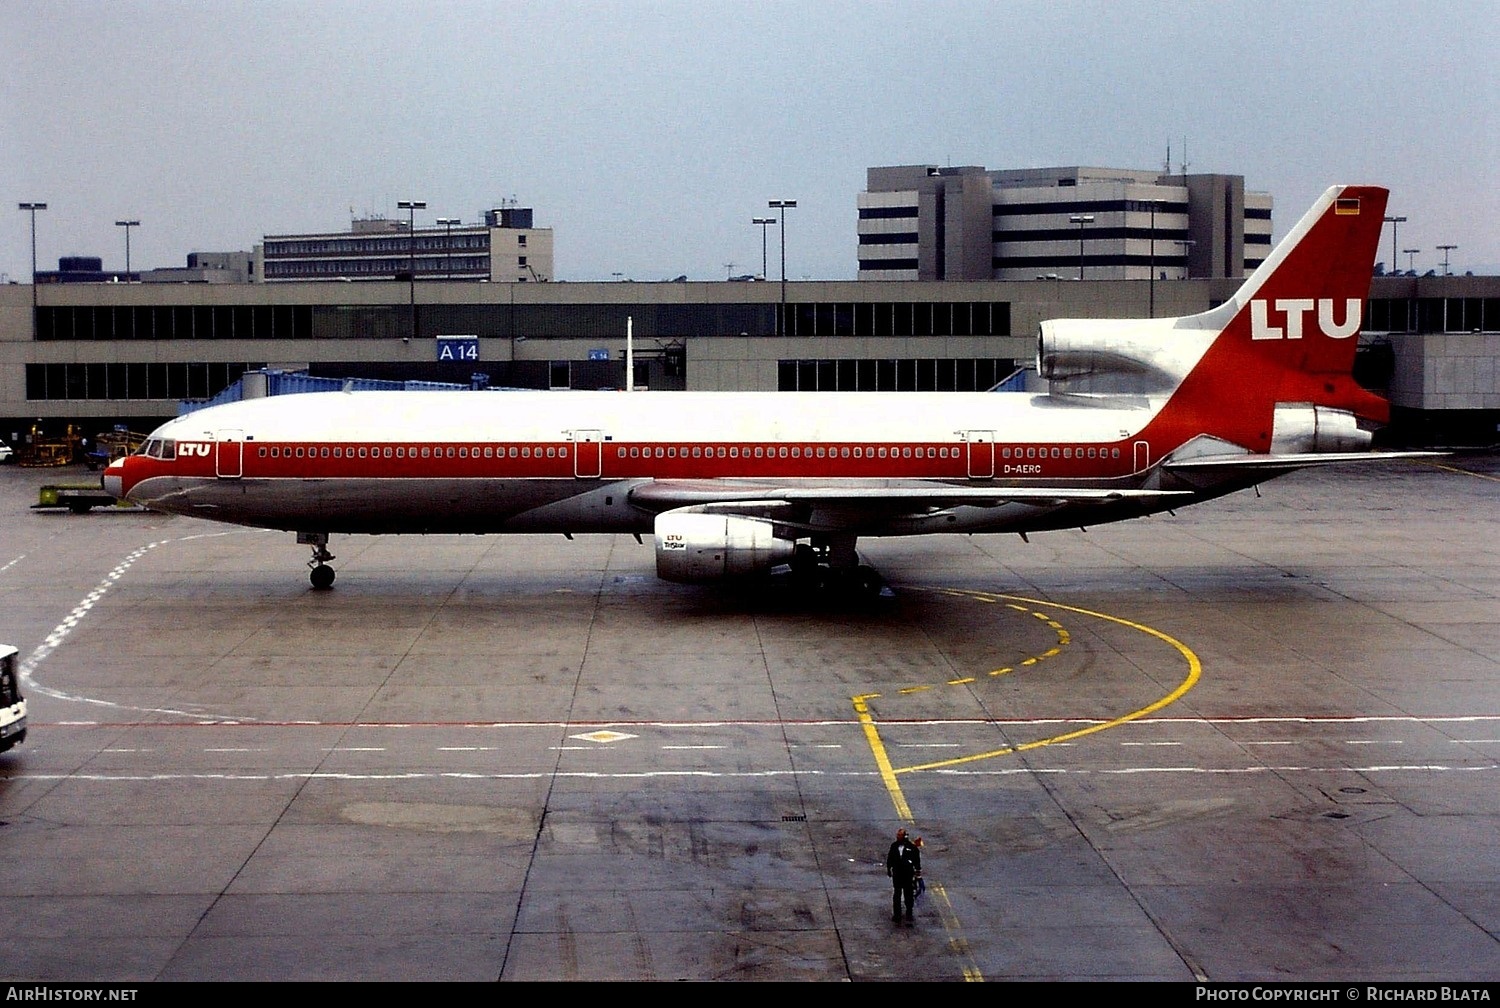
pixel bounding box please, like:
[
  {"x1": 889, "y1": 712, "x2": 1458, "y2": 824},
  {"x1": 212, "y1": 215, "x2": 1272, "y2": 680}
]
[{"x1": 105, "y1": 185, "x2": 1424, "y2": 588}]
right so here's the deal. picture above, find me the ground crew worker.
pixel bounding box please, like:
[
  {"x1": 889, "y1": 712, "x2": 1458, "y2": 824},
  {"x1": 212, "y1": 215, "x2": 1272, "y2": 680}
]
[{"x1": 885, "y1": 827, "x2": 922, "y2": 922}]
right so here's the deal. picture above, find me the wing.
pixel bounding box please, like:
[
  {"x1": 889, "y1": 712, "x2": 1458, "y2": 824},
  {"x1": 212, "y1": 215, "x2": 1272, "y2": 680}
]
[{"x1": 628, "y1": 478, "x2": 1190, "y2": 534}]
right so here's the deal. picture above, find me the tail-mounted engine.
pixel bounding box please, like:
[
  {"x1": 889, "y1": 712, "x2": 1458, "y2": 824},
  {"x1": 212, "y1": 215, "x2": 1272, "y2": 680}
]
[
  {"x1": 654, "y1": 511, "x2": 795, "y2": 583},
  {"x1": 1270, "y1": 403, "x2": 1371, "y2": 453},
  {"x1": 1036, "y1": 319, "x2": 1215, "y2": 394}
]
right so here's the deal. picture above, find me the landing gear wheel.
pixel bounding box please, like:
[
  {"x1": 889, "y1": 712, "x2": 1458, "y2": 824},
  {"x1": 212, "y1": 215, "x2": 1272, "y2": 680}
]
[
  {"x1": 310, "y1": 564, "x2": 335, "y2": 590},
  {"x1": 304, "y1": 537, "x2": 336, "y2": 590},
  {"x1": 853, "y1": 564, "x2": 885, "y2": 600}
]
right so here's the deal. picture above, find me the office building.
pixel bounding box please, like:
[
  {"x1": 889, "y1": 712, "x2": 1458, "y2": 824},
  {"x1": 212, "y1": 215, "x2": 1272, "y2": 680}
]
[{"x1": 858, "y1": 165, "x2": 1271, "y2": 282}]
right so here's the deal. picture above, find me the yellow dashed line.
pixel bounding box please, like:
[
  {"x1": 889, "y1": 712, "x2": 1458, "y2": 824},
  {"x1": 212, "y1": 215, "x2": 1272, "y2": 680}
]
[{"x1": 869, "y1": 590, "x2": 1201, "y2": 776}]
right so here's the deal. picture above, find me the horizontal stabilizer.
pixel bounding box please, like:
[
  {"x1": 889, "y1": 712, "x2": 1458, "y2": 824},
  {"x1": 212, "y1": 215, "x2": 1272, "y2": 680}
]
[{"x1": 1165, "y1": 450, "x2": 1444, "y2": 475}]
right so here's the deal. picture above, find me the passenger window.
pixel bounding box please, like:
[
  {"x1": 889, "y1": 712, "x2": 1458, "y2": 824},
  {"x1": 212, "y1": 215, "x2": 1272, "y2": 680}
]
[
  {"x1": 779, "y1": 447, "x2": 788, "y2": 458},
  {"x1": 322, "y1": 447, "x2": 330, "y2": 458},
  {"x1": 358, "y1": 447, "x2": 367, "y2": 458},
  {"x1": 510, "y1": 447, "x2": 518, "y2": 457},
  {"x1": 334, "y1": 447, "x2": 342, "y2": 458},
  {"x1": 460, "y1": 448, "x2": 468, "y2": 458},
  {"x1": 617, "y1": 447, "x2": 626, "y2": 457}
]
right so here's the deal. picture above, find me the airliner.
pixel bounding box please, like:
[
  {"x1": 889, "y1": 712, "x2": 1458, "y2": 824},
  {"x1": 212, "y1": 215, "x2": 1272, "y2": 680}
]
[{"x1": 104, "y1": 184, "x2": 1430, "y2": 595}]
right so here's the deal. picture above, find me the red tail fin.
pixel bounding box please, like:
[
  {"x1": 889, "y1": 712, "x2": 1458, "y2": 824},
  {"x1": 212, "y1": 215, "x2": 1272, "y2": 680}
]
[{"x1": 1163, "y1": 185, "x2": 1391, "y2": 450}]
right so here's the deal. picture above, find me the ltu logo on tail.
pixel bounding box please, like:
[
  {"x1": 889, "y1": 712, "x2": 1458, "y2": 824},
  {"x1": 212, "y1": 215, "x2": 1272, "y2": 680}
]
[{"x1": 1250, "y1": 298, "x2": 1361, "y2": 340}]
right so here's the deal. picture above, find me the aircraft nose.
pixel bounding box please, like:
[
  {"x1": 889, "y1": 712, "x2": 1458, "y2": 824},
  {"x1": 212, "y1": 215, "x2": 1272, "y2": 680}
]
[{"x1": 101, "y1": 458, "x2": 124, "y2": 499}]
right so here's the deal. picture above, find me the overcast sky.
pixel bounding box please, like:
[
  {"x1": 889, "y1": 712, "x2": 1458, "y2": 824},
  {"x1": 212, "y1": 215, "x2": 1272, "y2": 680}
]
[{"x1": 5, "y1": 0, "x2": 1497, "y2": 284}]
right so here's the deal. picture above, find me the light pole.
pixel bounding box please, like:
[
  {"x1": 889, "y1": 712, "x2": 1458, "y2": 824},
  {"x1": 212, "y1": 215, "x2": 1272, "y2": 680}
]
[
  {"x1": 397, "y1": 200, "x2": 426, "y2": 337},
  {"x1": 1175, "y1": 239, "x2": 1196, "y2": 279},
  {"x1": 1403, "y1": 248, "x2": 1420, "y2": 274},
  {"x1": 752, "y1": 217, "x2": 776, "y2": 281},
  {"x1": 114, "y1": 219, "x2": 139, "y2": 281},
  {"x1": 1436, "y1": 244, "x2": 1457, "y2": 276},
  {"x1": 1383, "y1": 215, "x2": 1406, "y2": 276},
  {"x1": 18, "y1": 202, "x2": 46, "y2": 309},
  {"x1": 1146, "y1": 200, "x2": 1160, "y2": 317},
  {"x1": 1069, "y1": 214, "x2": 1093, "y2": 280},
  {"x1": 769, "y1": 199, "x2": 796, "y2": 336},
  {"x1": 435, "y1": 217, "x2": 459, "y2": 278}
]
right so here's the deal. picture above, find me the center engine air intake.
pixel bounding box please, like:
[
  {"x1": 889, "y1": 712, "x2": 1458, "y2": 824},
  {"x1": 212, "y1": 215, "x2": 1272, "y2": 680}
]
[
  {"x1": 654, "y1": 512, "x2": 795, "y2": 583},
  {"x1": 1269, "y1": 403, "x2": 1371, "y2": 453}
]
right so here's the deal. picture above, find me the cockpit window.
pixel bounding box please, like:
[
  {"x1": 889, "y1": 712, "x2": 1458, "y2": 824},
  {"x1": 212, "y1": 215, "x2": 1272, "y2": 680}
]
[{"x1": 143, "y1": 438, "x2": 176, "y2": 460}]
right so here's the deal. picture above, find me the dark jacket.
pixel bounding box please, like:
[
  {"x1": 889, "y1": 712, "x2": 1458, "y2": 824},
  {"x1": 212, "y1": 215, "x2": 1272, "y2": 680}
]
[{"x1": 886, "y1": 838, "x2": 921, "y2": 883}]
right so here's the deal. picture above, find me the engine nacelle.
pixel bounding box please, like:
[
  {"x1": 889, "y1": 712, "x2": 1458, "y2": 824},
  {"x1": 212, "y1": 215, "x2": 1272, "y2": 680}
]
[
  {"x1": 1270, "y1": 403, "x2": 1371, "y2": 453},
  {"x1": 1036, "y1": 319, "x2": 1215, "y2": 392},
  {"x1": 654, "y1": 512, "x2": 795, "y2": 583}
]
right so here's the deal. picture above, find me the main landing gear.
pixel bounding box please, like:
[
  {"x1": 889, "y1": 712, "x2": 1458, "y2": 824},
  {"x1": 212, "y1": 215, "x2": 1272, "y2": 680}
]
[
  {"x1": 298, "y1": 532, "x2": 336, "y2": 590},
  {"x1": 788, "y1": 536, "x2": 891, "y2": 603}
]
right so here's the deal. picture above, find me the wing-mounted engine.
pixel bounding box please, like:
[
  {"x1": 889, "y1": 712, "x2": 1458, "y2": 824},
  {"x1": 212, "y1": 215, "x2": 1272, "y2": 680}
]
[
  {"x1": 1036, "y1": 318, "x2": 1215, "y2": 395},
  {"x1": 1269, "y1": 403, "x2": 1371, "y2": 453},
  {"x1": 654, "y1": 510, "x2": 796, "y2": 583}
]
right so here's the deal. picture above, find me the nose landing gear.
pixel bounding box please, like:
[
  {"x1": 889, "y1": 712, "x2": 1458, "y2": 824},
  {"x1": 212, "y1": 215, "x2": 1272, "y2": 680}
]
[{"x1": 298, "y1": 532, "x2": 336, "y2": 589}]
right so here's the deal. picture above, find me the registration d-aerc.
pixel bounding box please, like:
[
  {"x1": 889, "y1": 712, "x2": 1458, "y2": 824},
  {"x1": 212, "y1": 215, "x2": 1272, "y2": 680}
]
[{"x1": 104, "y1": 184, "x2": 1431, "y2": 594}]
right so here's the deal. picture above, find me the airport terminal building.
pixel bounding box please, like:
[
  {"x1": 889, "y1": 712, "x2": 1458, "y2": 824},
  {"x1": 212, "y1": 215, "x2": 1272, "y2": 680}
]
[
  {"x1": 3, "y1": 169, "x2": 1497, "y2": 452},
  {"x1": 857, "y1": 166, "x2": 1273, "y2": 282}
]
